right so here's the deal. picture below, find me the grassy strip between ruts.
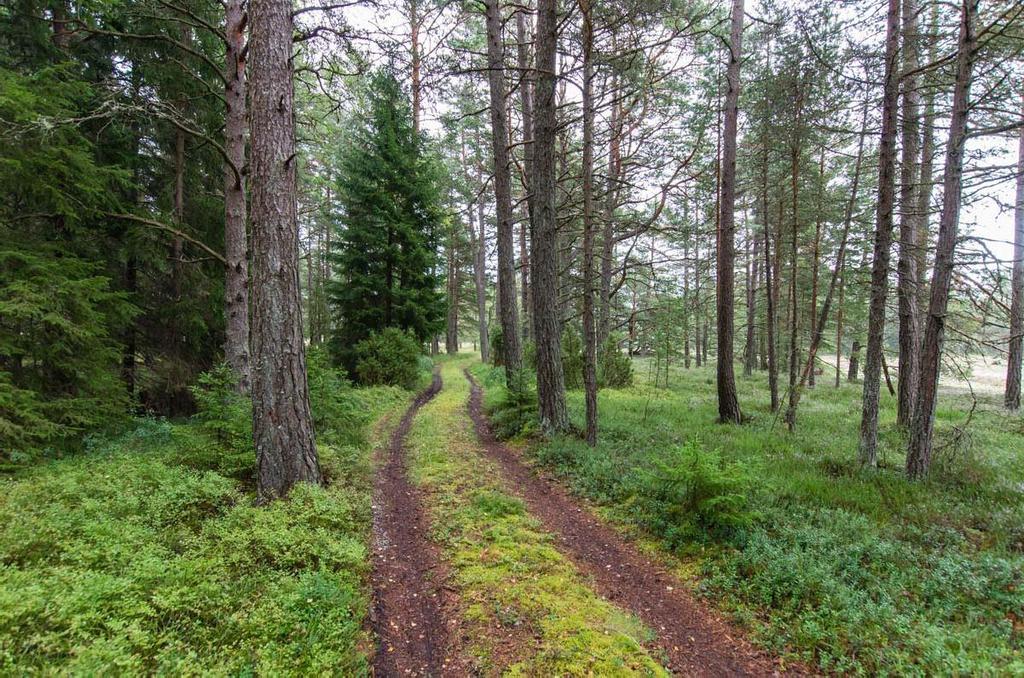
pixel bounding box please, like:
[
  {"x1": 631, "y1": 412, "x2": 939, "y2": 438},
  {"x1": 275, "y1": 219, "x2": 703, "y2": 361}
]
[
  {"x1": 0, "y1": 385, "x2": 410, "y2": 676},
  {"x1": 469, "y1": 358, "x2": 1024, "y2": 676},
  {"x1": 406, "y1": 358, "x2": 668, "y2": 676}
]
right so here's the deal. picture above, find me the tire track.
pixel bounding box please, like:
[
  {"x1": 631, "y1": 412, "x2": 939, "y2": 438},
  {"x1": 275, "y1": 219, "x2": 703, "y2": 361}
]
[
  {"x1": 463, "y1": 368, "x2": 803, "y2": 677},
  {"x1": 370, "y1": 371, "x2": 461, "y2": 677}
]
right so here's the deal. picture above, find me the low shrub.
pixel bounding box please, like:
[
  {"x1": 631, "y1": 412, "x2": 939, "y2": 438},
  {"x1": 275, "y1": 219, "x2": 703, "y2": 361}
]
[
  {"x1": 354, "y1": 328, "x2": 422, "y2": 389},
  {"x1": 598, "y1": 335, "x2": 633, "y2": 388},
  {"x1": 629, "y1": 441, "x2": 754, "y2": 547}
]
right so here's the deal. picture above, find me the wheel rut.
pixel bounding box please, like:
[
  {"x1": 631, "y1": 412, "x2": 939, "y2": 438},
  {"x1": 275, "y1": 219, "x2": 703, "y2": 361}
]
[
  {"x1": 463, "y1": 369, "x2": 802, "y2": 677},
  {"x1": 370, "y1": 371, "x2": 462, "y2": 677}
]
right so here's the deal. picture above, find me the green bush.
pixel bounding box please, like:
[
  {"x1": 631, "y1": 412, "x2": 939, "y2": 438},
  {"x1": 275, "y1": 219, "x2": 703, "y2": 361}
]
[
  {"x1": 353, "y1": 328, "x2": 422, "y2": 389},
  {"x1": 489, "y1": 324, "x2": 505, "y2": 367},
  {"x1": 307, "y1": 347, "x2": 363, "y2": 446},
  {"x1": 598, "y1": 335, "x2": 633, "y2": 388},
  {"x1": 190, "y1": 364, "x2": 252, "y2": 452},
  {"x1": 630, "y1": 441, "x2": 753, "y2": 547},
  {"x1": 561, "y1": 328, "x2": 585, "y2": 390}
]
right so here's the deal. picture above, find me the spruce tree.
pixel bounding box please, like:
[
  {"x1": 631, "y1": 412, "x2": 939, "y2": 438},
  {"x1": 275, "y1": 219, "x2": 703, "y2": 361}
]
[{"x1": 329, "y1": 71, "x2": 444, "y2": 368}]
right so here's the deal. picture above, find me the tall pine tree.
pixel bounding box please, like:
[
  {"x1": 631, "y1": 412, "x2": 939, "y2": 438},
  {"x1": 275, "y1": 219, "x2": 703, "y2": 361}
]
[{"x1": 329, "y1": 71, "x2": 444, "y2": 368}]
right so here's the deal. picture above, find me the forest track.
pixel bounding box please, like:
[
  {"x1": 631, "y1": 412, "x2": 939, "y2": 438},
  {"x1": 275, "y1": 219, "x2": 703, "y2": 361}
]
[
  {"x1": 370, "y1": 371, "x2": 462, "y2": 677},
  {"x1": 463, "y1": 369, "x2": 800, "y2": 677}
]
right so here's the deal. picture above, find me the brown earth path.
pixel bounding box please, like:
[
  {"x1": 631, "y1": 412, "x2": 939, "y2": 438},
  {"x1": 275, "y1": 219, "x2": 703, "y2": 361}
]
[
  {"x1": 370, "y1": 371, "x2": 465, "y2": 677},
  {"x1": 464, "y1": 368, "x2": 805, "y2": 677}
]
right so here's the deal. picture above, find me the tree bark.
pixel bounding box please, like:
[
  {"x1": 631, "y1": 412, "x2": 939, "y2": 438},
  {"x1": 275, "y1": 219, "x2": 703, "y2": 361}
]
[
  {"x1": 224, "y1": 0, "x2": 250, "y2": 394},
  {"x1": 484, "y1": 0, "x2": 523, "y2": 382},
  {"x1": 744, "y1": 220, "x2": 760, "y2": 377},
  {"x1": 579, "y1": 0, "x2": 598, "y2": 445},
  {"x1": 808, "y1": 150, "x2": 824, "y2": 388},
  {"x1": 598, "y1": 70, "x2": 622, "y2": 345},
  {"x1": 446, "y1": 234, "x2": 459, "y2": 353},
  {"x1": 761, "y1": 127, "x2": 778, "y2": 411},
  {"x1": 896, "y1": 0, "x2": 922, "y2": 427},
  {"x1": 532, "y1": 0, "x2": 569, "y2": 434},
  {"x1": 716, "y1": 0, "x2": 744, "y2": 424},
  {"x1": 848, "y1": 340, "x2": 861, "y2": 382},
  {"x1": 471, "y1": 185, "x2": 490, "y2": 363},
  {"x1": 249, "y1": 0, "x2": 321, "y2": 501},
  {"x1": 859, "y1": 0, "x2": 901, "y2": 468},
  {"x1": 516, "y1": 5, "x2": 534, "y2": 344},
  {"x1": 907, "y1": 0, "x2": 978, "y2": 479},
  {"x1": 1006, "y1": 93, "x2": 1024, "y2": 410}
]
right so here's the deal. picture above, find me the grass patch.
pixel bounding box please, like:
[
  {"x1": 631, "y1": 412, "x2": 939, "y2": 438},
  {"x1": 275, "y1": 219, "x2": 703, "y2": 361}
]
[
  {"x1": 0, "y1": 385, "x2": 410, "y2": 675},
  {"x1": 408, "y1": 358, "x2": 667, "y2": 676},
  {"x1": 471, "y1": 358, "x2": 1024, "y2": 675}
]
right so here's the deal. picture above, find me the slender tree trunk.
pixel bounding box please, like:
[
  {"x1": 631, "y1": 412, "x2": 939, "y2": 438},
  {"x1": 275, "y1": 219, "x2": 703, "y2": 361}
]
[
  {"x1": 249, "y1": 0, "x2": 321, "y2": 501},
  {"x1": 224, "y1": 0, "x2": 250, "y2": 394},
  {"x1": 408, "y1": 0, "x2": 421, "y2": 137},
  {"x1": 836, "y1": 260, "x2": 845, "y2": 388},
  {"x1": 598, "y1": 72, "x2": 622, "y2": 345},
  {"x1": 786, "y1": 107, "x2": 802, "y2": 422},
  {"x1": 446, "y1": 235, "x2": 459, "y2": 354},
  {"x1": 744, "y1": 220, "x2": 760, "y2": 377},
  {"x1": 859, "y1": 0, "x2": 900, "y2": 468},
  {"x1": 579, "y1": 0, "x2": 598, "y2": 445},
  {"x1": 470, "y1": 189, "x2": 490, "y2": 363},
  {"x1": 716, "y1": 0, "x2": 744, "y2": 423},
  {"x1": 785, "y1": 113, "x2": 867, "y2": 430},
  {"x1": 896, "y1": 0, "x2": 922, "y2": 427},
  {"x1": 516, "y1": 5, "x2": 534, "y2": 344},
  {"x1": 683, "y1": 230, "x2": 692, "y2": 369},
  {"x1": 808, "y1": 150, "x2": 824, "y2": 388},
  {"x1": 848, "y1": 340, "x2": 861, "y2": 381},
  {"x1": 915, "y1": 10, "x2": 940, "y2": 321},
  {"x1": 484, "y1": 0, "x2": 523, "y2": 382},
  {"x1": 907, "y1": 0, "x2": 978, "y2": 479},
  {"x1": 532, "y1": 0, "x2": 569, "y2": 434},
  {"x1": 761, "y1": 132, "x2": 779, "y2": 410},
  {"x1": 1006, "y1": 95, "x2": 1024, "y2": 410}
]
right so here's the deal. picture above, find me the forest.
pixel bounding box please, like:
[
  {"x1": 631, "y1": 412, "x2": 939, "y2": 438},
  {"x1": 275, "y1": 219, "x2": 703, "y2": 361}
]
[{"x1": 2, "y1": 0, "x2": 1024, "y2": 674}]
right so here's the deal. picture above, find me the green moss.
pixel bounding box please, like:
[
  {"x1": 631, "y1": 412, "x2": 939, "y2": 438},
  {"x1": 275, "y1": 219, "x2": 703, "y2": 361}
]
[{"x1": 407, "y1": 360, "x2": 667, "y2": 676}]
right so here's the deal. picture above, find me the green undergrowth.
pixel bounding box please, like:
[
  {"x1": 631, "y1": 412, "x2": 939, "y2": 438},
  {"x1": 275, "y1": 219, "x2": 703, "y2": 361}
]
[
  {"x1": 469, "y1": 359, "x2": 1024, "y2": 676},
  {"x1": 408, "y1": 358, "x2": 667, "y2": 676},
  {"x1": 0, "y1": 381, "x2": 410, "y2": 675}
]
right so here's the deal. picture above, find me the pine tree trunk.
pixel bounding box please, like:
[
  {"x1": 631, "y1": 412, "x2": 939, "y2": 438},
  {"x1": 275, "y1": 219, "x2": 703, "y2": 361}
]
[
  {"x1": 579, "y1": 0, "x2": 598, "y2": 445},
  {"x1": 516, "y1": 5, "x2": 533, "y2": 344},
  {"x1": 762, "y1": 134, "x2": 779, "y2": 411},
  {"x1": 907, "y1": 0, "x2": 978, "y2": 478},
  {"x1": 896, "y1": 0, "x2": 922, "y2": 427},
  {"x1": 484, "y1": 0, "x2": 523, "y2": 382},
  {"x1": 598, "y1": 72, "x2": 622, "y2": 345},
  {"x1": 859, "y1": 0, "x2": 901, "y2": 468},
  {"x1": 808, "y1": 151, "x2": 824, "y2": 389},
  {"x1": 224, "y1": 0, "x2": 250, "y2": 394},
  {"x1": 786, "y1": 114, "x2": 802, "y2": 424},
  {"x1": 1006, "y1": 95, "x2": 1024, "y2": 410},
  {"x1": 530, "y1": 0, "x2": 568, "y2": 434},
  {"x1": 471, "y1": 192, "x2": 490, "y2": 363},
  {"x1": 848, "y1": 340, "x2": 861, "y2": 381},
  {"x1": 446, "y1": 237, "x2": 459, "y2": 354},
  {"x1": 744, "y1": 222, "x2": 760, "y2": 377},
  {"x1": 716, "y1": 0, "x2": 744, "y2": 424},
  {"x1": 249, "y1": 0, "x2": 321, "y2": 501}
]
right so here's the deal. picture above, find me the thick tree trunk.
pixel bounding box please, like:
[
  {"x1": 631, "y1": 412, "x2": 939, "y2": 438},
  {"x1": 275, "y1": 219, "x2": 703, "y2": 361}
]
[
  {"x1": 1006, "y1": 96, "x2": 1024, "y2": 410},
  {"x1": 579, "y1": 0, "x2": 598, "y2": 445},
  {"x1": 896, "y1": 0, "x2": 922, "y2": 427},
  {"x1": 249, "y1": 0, "x2": 321, "y2": 501},
  {"x1": 859, "y1": 0, "x2": 900, "y2": 468},
  {"x1": 484, "y1": 0, "x2": 523, "y2": 382},
  {"x1": 516, "y1": 6, "x2": 533, "y2": 344},
  {"x1": 716, "y1": 0, "x2": 744, "y2": 424},
  {"x1": 532, "y1": 0, "x2": 569, "y2": 434},
  {"x1": 907, "y1": 0, "x2": 978, "y2": 479},
  {"x1": 224, "y1": 0, "x2": 250, "y2": 394}
]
